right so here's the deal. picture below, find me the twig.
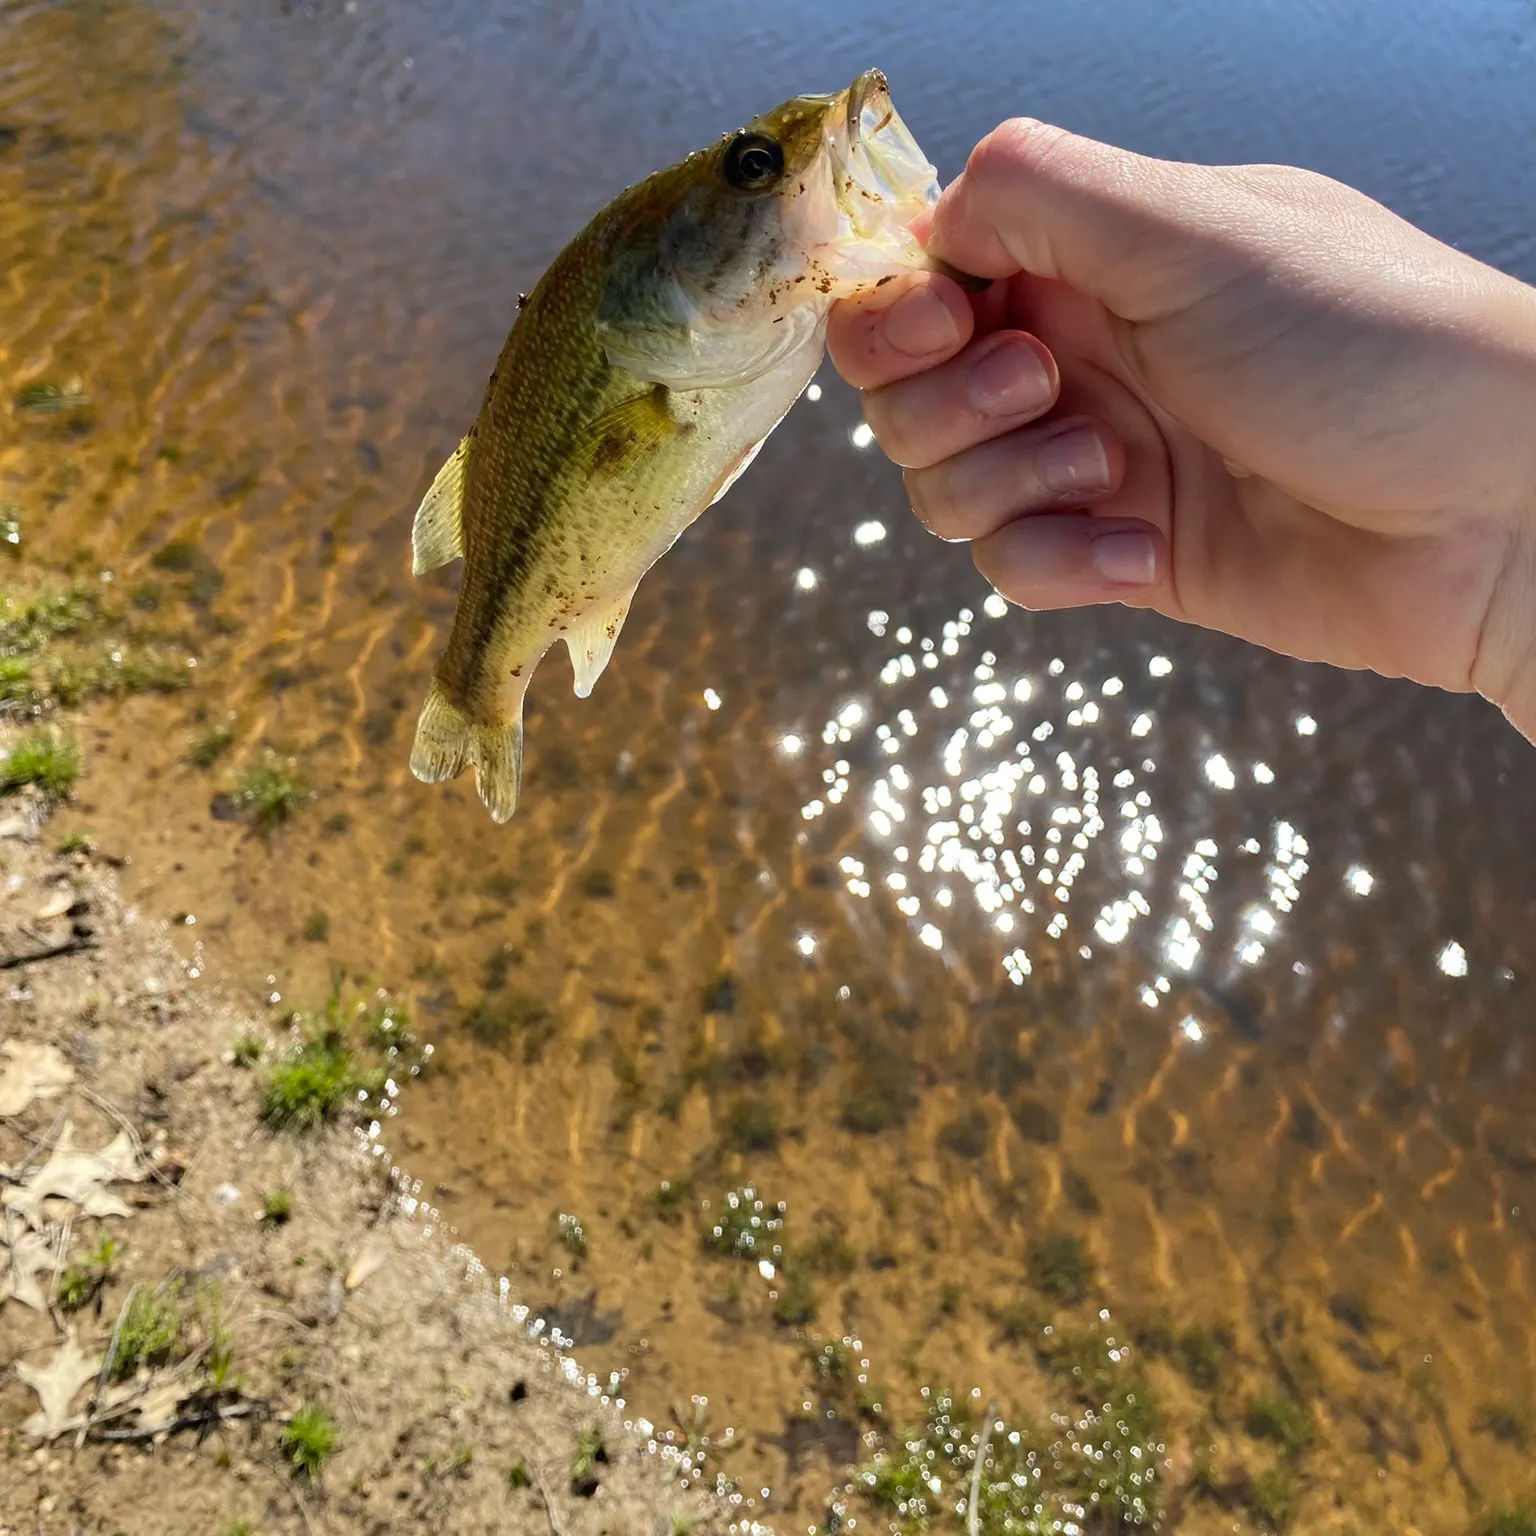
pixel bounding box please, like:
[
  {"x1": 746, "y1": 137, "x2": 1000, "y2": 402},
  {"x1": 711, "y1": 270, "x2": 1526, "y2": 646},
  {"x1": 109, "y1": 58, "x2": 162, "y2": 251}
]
[
  {"x1": 78, "y1": 1085, "x2": 180, "y2": 1193},
  {"x1": 46, "y1": 1211, "x2": 73, "y2": 1311},
  {"x1": 0, "y1": 937, "x2": 96, "y2": 970},
  {"x1": 76, "y1": 1280, "x2": 139, "y2": 1453},
  {"x1": 87, "y1": 1399, "x2": 267, "y2": 1442},
  {"x1": 279, "y1": 1475, "x2": 319, "y2": 1536},
  {"x1": 8, "y1": 1103, "x2": 69, "y2": 1178},
  {"x1": 969, "y1": 1398, "x2": 996, "y2": 1536},
  {"x1": 533, "y1": 1469, "x2": 570, "y2": 1536}
]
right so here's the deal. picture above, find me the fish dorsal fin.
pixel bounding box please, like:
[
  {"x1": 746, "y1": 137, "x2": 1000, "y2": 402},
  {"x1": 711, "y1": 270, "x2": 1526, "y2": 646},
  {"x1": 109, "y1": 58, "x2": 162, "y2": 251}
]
[
  {"x1": 411, "y1": 437, "x2": 469, "y2": 576},
  {"x1": 564, "y1": 592, "x2": 633, "y2": 699}
]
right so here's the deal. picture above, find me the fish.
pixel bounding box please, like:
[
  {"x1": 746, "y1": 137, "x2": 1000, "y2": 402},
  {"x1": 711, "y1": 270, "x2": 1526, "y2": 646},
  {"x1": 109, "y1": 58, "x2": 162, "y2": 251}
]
[{"x1": 408, "y1": 69, "x2": 943, "y2": 823}]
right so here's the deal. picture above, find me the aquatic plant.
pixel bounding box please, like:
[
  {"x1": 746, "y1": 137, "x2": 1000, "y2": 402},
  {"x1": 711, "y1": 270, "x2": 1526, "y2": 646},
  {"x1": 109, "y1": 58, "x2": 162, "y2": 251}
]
[
  {"x1": 702, "y1": 1186, "x2": 784, "y2": 1262},
  {"x1": 279, "y1": 1403, "x2": 337, "y2": 1477},
  {"x1": 557, "y1": 1212, "x2": 587, "y2": 1259},
  {"x1": 1026, "y1": 1231, "x2": 1093, "y2": 1304},
  {"x1": 1480, "y1": 1510, "x2": 1536, "y2": 1536},
  {"x1": 852, "y1": 1380, "x2": 1163, "y2": 1534},
  {"x1": 506, "y1": 1459, "x2": 531, "y2": 1490},
  {"x1": 771, "y1": 1270, "x2": 817, "y2": 1327},
  {"x1": 232, "y1": 760, "x2": 310, "y2": 827},
  {"x1": 1245, "y1": 1395, "x2": 1313, "y2": 1458},
  {"x1": 0, "y1": 727, "x2": 79, "y2": 798},
  {"x1": 724, "y1": 1094, "x2": 778, "y2": 1151},
  {"x1": 189, "y1": 727, "x2": 232, "y2": 768},
  {"x1": 1248, "y1": 1465, "x2": 1298, "y2": 1531}
]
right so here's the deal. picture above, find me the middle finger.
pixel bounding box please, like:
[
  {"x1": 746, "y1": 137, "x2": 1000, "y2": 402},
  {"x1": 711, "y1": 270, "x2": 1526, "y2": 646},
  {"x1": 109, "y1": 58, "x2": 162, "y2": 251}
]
[{"x1": 860, "y1": 330, "x2": 1059, "y2": 469}]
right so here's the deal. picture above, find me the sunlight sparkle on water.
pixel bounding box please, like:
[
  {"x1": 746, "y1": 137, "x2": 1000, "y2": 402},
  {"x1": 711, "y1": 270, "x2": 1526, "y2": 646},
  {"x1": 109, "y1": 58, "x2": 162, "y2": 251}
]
[
  {"x1": 850, "y1": 421, "x2": 876, "y2": 449},
  {"x1": 777, "y1": 733, "x2": 803, "y2": 757},
  {"x1": 795, "y1": 567, "x2": 818, "y2": 591},
  {"x1": 1346, "y1": 865, "x2": 1374, "y2": 896},
  {"x1": 1437, "y1": 940, "x2": 1468, "y2": 977},
  {"x1": 854, "y1": 520, "x2": 887, "y2": 545},
  {"x1": 1179, "y1": 1016, "x2": 1205, "y2": 1042},
  {"x1": 1295, "y1": 714, "x2": 1318, "y2": 735},
  {"x1": 795, "y1": 931, "x2": 818, "y2": 958},
  {"x1": 983, "y1": 593, "x2": 1009, "y2": 618},
  {"x1": 1204, "y1": 754, "x2": 1236, "y2": 790},
  {"x1": 805, "y1": 382, "x2": 822, "y2": 402},
  {"x1": 703, "y1": 688, "x2": 722, "y2": 711},
  {"x1": 1253, "y1": 762, "x2": 1275, "y2": 784},
  {"x1": 1149, "y1": 655, "x2": 1173, "y2": 676}
]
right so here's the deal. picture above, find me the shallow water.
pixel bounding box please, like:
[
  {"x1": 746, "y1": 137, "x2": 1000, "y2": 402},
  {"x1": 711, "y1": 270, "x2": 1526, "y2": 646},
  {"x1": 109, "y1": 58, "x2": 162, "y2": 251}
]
[{"x1": 4, "y1": 0, "x2": 1536, "y2": 1526}]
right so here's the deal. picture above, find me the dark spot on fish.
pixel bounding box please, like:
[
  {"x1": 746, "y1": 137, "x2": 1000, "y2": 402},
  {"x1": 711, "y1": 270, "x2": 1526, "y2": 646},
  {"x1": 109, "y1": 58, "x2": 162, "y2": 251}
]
[
  {"x1": 516, "y1": 292, "x2": 528, "y2": 311},
  {"x1": 875, "y1": 274, "x2": 896, "y2": 288},
  {"x1": 590, "y1": 426, "x2": 634, "y2": 473}
]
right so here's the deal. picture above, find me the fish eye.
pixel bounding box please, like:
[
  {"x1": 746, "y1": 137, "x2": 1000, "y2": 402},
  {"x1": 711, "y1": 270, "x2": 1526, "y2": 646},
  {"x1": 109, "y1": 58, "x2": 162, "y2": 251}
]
[{"x1": 723, "y1": 132, "x2": 785, "y2": 191}]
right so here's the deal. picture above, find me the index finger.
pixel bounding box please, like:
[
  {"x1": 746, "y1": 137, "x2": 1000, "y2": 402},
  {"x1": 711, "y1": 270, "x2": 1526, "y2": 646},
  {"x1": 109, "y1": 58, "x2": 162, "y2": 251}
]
[{"x1": 826, "y1": 270, "x2": 975, "y2": 390}]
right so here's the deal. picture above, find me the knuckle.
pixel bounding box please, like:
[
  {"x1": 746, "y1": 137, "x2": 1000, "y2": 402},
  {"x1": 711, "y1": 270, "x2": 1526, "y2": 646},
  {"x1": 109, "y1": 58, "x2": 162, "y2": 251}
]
[{"x1": 969, "y1": 118, "x2": 1075, "y2": 187}]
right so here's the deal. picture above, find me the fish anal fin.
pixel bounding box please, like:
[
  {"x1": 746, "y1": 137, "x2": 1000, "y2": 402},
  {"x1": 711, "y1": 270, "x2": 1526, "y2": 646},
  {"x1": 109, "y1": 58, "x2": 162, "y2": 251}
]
[
  {"x1": 409, "y1": 680, "x2": 525, "y2": 824},
  {"x1": 564, "y1": 593, "x2": 633, "y2": 699},
  {"x1": 411, "y1": 438, "x2": 469, "y2": 576}
]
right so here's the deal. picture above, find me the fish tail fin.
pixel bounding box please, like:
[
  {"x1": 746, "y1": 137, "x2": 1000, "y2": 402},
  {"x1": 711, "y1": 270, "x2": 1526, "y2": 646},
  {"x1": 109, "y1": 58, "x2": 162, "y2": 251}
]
[
  {"x1": 471, "y1": 712, "x2": 524, "y2": 824},
  {"x1": 409, "y1": 681, "x2": 524, "y2": 824}
]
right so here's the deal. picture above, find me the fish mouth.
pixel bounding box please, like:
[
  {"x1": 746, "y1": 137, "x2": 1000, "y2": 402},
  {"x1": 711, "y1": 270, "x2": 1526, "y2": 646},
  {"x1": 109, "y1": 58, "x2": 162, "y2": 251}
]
[{"x1": 836, "y1": 68, "x2": 938, "y2": 227}]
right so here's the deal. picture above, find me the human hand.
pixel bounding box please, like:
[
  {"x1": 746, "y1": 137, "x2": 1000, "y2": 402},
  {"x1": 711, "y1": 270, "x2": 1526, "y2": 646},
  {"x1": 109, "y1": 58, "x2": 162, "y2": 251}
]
[{"x1": 826, "y1": 120, "x2": 1536, "y2": 741}]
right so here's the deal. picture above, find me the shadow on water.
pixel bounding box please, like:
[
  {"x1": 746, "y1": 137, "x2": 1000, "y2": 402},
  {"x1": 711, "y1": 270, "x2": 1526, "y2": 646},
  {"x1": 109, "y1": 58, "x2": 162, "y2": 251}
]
[{"x1": 4, "y1": 0, "x2": 1536, "y2": 1526}]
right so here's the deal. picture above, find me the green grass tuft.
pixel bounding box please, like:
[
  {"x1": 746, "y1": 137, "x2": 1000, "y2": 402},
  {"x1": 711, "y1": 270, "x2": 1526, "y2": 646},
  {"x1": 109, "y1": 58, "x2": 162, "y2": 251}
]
[
  {"x1": 260, "y1": 1038, "x2": 356, "y2": 1132},
  {"x1": 556, "y1": 1212, "x2": 587, "y2": 1259},
  {"x1": 261, "y1": 1189, "x2": 294, "y2": 1229},
  {"x1": 1, "y1": 727, "x2": 79, "y2": 798},
  {"x1": 229, "y1": 1034, "x2": 263, "y2": 1068},
  {"x1": 108, "y1": 1286, "x2": 183, "y2": 1380},
  {"x1": 506, "y1": 1458, "x2": 530, "y2": 1490},
  {"x1": 279, "y1": 1403, "x2": 337, "y2": 1477}
]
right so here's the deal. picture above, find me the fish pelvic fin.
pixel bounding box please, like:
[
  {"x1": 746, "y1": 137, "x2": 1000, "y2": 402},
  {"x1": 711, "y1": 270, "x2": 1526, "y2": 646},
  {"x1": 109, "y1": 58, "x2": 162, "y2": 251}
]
[
  {"x1": 409, "y1": 681, "x2": 524, "y2": 824},
  {"x1": 411, "y1": 437, "x2": 468, "y2": 575}
]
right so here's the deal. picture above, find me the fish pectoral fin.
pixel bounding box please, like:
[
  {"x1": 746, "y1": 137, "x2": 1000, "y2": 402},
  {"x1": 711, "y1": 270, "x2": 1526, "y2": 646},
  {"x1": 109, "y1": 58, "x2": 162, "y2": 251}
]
[
  {"x1": 410, "y1": 680, "x2": 524, "y2": 824},
  {"x1": 411, "y1": 437, "x2": 469, "y2": 575},
  {"x1": 564, "y1": 593, "x2": 633, "y2": 699},
  {"x1": 575, "y1": 385, "x2": 684, "y2": 478}
]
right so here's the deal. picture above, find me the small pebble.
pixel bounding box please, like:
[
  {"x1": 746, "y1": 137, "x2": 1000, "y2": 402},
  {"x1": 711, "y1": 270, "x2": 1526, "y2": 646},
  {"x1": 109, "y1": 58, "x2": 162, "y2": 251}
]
[{"x1": 212, "y1": 1183, "x2": 241, "y2": 1206}]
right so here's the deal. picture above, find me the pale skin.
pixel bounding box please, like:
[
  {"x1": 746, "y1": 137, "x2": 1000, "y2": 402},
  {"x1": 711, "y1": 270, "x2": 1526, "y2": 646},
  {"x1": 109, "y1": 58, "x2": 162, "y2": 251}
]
[{"x1": 825, "y1": 119, "x2": 1536, "y2": 743}]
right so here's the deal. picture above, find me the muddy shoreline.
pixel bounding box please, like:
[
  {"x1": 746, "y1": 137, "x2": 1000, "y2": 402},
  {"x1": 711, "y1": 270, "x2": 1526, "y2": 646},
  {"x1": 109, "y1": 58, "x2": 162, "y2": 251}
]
[{"x1": 0, "y1": 791, "x2": 733, "y2": 1536}]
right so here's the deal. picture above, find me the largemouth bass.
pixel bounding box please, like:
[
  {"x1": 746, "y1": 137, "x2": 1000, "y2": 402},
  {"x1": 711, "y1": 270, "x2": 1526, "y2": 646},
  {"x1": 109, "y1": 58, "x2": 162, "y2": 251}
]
[{"x1": 409, "y1": 69, "x2": 941, "y2": 822}]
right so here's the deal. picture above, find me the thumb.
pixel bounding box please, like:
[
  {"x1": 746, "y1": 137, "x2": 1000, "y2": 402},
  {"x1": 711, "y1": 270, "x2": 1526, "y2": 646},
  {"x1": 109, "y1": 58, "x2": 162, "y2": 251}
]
[{"x1": 926, "y1": 120, "x2": 1271, "y2": 324}]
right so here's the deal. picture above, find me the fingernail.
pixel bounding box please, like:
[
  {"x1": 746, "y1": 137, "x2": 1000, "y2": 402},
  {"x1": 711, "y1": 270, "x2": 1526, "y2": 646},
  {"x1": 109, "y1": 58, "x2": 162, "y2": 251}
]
[
  {"x1": 1037, "y1": 423, "x2": 1110, "y2": 493},
  {"x1": 882, "y1": 285, "x2": 962, "y2": 357},
  {"x1": 966, "y1": 338, "x2": 1053, "y2": 418},
  {"x1": 1090, "y1": 529, "x2": 1156, "y2": 585}
]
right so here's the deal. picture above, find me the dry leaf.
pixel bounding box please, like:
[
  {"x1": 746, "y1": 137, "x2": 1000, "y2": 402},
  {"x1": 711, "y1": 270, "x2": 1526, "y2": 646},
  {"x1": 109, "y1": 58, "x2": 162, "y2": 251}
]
[
  {"x1": 344, "y1": 1234, "x2": 389, "y2": 1292},
  {"x1": 0, "y1": 1040, "x2": 75, "y2": 1117},
  {"x1": 2, "y1": 1226, "x2": 56, "y2": 1310},
  {"x1": 18, "y1": 1330, "x2": 102, "y2": 1439},
  {"x1": 34, "y1": 888, "x2": 75, "y2": 920},
  {"x1": 2, "y1": 1120, "x2": 145, "y2": 1229}
]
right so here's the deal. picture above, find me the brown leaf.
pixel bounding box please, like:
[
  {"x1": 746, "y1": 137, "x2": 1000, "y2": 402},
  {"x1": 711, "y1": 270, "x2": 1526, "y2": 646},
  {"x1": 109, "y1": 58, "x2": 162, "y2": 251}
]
[
  {"x1": 0, "y1": 1040, "x2": 75, "y2": 1117},
  {"x1": 18, "y1": 1330, "x2": 102, "y2": 1439},
  {"x1": 2, "y1": 1119, "x2": 146, "y2": 1229}
]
